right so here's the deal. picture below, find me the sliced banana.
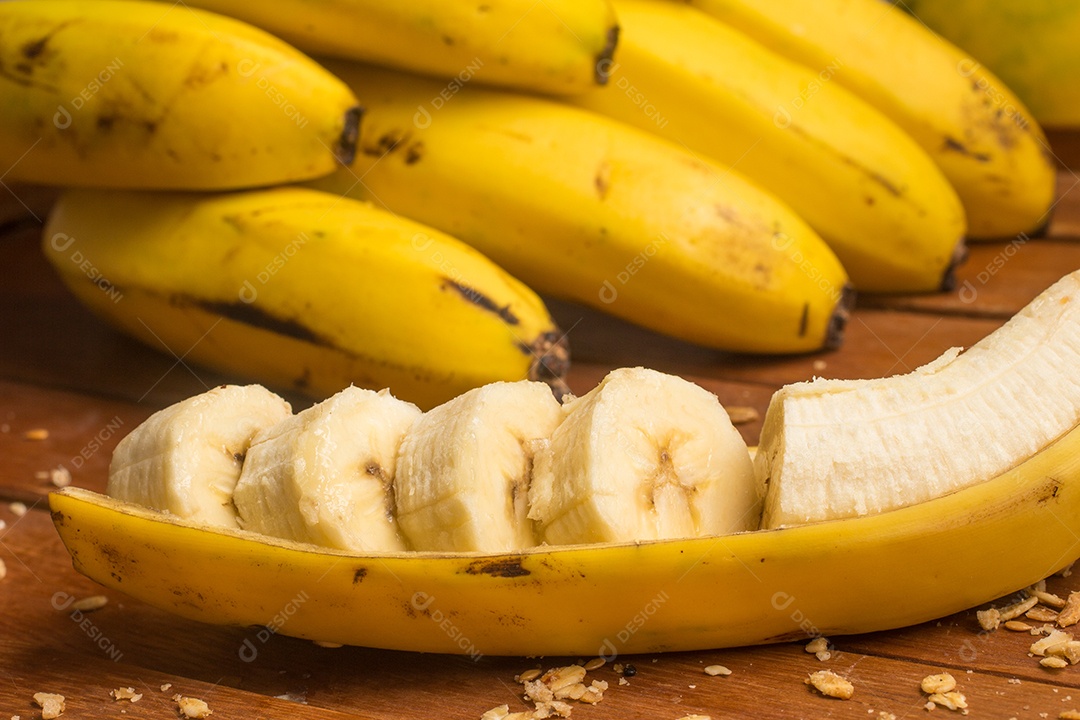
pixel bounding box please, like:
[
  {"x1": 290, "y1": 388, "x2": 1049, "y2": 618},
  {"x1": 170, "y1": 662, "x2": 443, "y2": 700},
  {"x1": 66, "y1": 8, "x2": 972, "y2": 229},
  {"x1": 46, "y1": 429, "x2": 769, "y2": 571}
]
[
  {"x1": 233, "y1": 386, "x2": 420, "y2": 552},
  {"x1": 757, "y1": 269, "x2": 1080, "y2": 529},
  {"x1": 528, "y1": 367, "x2": 759, "y2": 545},
  {"x1": 107, "y1": 384, "x2": 292, "y2": 528},
  {"x1": 395, "y1": 381, "x2": 562, "y2": 552}
]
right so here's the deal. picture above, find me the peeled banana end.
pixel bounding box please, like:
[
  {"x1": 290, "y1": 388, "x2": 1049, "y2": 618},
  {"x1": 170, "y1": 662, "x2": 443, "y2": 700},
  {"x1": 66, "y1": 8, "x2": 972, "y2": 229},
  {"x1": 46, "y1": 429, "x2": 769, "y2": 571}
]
[
  {"x1": 824, "y1": 283, "x2": 856, "y2": 351},
  {"x1": 527, "y1": 331, "x2": 571, "y2": 402},
  {"x1": 333, "y1": 106, "x2": 363, "y2": 167}
]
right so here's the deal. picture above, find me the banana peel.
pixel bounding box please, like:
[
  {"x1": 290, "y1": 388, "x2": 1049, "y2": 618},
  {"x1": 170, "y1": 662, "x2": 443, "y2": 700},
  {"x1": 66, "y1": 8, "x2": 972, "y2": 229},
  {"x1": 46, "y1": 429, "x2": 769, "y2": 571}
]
[{"x1": 49, "y1": 421, "x2": 1080, "y2": 656}]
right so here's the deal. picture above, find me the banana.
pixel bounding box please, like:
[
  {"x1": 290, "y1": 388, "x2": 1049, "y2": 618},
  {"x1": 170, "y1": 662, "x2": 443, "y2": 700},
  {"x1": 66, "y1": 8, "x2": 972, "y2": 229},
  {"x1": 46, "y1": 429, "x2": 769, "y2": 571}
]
[
  {"x1": 685, "y1": 0, "x2": 1057, "y2": 239},
  {"x1": 529, "y1": 367, "x2": 758, "y2": 545},
  {"x1": 177, "y1": 0, "x2": 619, "y2": 96},
  {"x1": 311, "y1": 62, "x2": 852, "y2": 354},
  {"x1": 757, "y1": 268, "x2": 1080, "y2": 529},
  {"x1": 107, "y1": 384, "x2": 292, "y2": 529},
  {"x1": 233, "y1": 386, "x2": 420, "y2": 552},
  {"x1": 568, "y1": 0, "x2": 965, "y2": 293},
  {"x1": 904, "y1": 0, "x2": 1080, "y2": 128},
  {"x1": 395, "y1": 381, "x2": 561, "y2": 552},
  {"x1": 50, "y1": 420, "x2": 1080, "y2": 655},
  {"x1": 0, "y1": 0, "x2": 359, "y2": 189},
  {"x1": 42, "y1": 187, "x2": 568, "y2": 410}
]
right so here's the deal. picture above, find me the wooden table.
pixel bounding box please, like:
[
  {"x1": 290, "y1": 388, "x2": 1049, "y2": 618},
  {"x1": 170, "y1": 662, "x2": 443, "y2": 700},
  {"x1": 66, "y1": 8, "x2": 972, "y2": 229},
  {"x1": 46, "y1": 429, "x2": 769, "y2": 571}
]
[{"x1": 2, "y1": 152, "x2": 1080, "y2": 719}]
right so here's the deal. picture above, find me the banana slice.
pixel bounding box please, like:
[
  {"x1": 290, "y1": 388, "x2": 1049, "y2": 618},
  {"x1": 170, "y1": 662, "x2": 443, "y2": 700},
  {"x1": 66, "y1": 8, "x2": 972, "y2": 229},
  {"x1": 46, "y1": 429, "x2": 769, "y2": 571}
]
[
  {"x1": 394, "y1": 381, "x2": 562, "y2": 552},
  {"x1": 528, "y1": 367, "x2": 759, "y2": 545},
  {"x1": 757, "y1": 269, "x2": 1080, "y2": 529},
  {"x1": 233, "y1": 386, "x2": 420, "y2": 552},
  {"x1": 107, "y1": 384, "x2": 292, "y2": 528}
]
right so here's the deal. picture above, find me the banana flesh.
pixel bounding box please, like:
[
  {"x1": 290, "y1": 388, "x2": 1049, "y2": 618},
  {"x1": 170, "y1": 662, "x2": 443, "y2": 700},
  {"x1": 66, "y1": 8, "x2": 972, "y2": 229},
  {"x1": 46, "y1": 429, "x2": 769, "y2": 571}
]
[
  {"x1": 107, "y1": 385, "x2": 292, "y2": 529},
  {"x1": 313, "y1": 61, "x2": 852, "y2": 354},
  {"x1": 571, "y1": 0, "x2": 966, "y2": 293},
  {"x1": 234, "y1": 387, "x2": 420, "y2": 552},
  {"x1": 529, "y1": 368, "x2": 758, "y2": 544},
  {"x1": 395, "y1": 381, "x2": 562, "y2": 552},
  {"x1": 688, "y1": 0, "x2": 1056, "y2": 239},
  {"x1": 180, "y1": 0, "x2": 619, "y2": 95},
  {"x1": 0, "y1": 1, "x2": 359, "y2": 189},
  {"x1": 42, "y1": 187, "x2": 567, "y2": 410},
  {"x1": 757, "y1": 269, "x2": 1080, "y2": 529}
]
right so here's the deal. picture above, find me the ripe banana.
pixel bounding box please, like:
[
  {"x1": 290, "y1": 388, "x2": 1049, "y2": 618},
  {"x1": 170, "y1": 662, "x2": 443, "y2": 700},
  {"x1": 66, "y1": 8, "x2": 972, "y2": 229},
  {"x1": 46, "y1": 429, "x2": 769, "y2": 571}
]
[
  {"x1": 311, "y1": 62, "x2": 852, "y2": 354},
  {"x1": 0, "y1": 0, "x2": 359, "y2": 189},
  {"x1": 42, "y1": 187, "x2": 568, "y2": 410},
  {"x1": 395, "y1": 381, "x2": 562, "y2": 552},
  {"x1": 529, "y1": 367, "x2": 758, "y2": 544},
  {"x1": 50, "y1": 421, "x2": 1080, "y2": 655},
  {"x1": 569, "y1": 0, "x2": 965, "y2": 293},
  {"x1": 107, "y1": 384, "x2": 292, "y2": 529},
  {"x1": 904, "y1": 0, "x2": 1080, "y2": 128},
  {"x1": 233, "y1": 386, "x2": 421, "y2": 552},
  {"x1": 685, "y1": 0, "x2": 1057, "y2": 239},
  {"x1": 757, "y1": 268, "x2": 1080, "y2": 529},
  {"x1": 177, "y1": 0, "x2": 619, "y2": 95}
]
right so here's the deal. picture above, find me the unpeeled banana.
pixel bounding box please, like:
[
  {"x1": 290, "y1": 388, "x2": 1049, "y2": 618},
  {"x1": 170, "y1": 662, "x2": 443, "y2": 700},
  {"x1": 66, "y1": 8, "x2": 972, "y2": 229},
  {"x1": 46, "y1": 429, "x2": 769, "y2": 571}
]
[
  {"x1": 312, "y1": 61, "x2": 852, "y2": 354},
  {"x1": 757, "y1": 268, "x2": 1080, "y2": 529},
  {"x1": 107, "y1": 384, "x2": 292, "y2": 529},
  {"x1": 43, "y1": 187, "x2": 567, "y2": 410},
  {"x1": 569, "y1": 0, "x2": 966, "y2": 293},
  {"x1": 685, "y1": 0, "x2": 1057, "y2": 239},
  {"x1": 0, "y1": 0, "x2": 359, "y2": 189},
  {"x1": 178, "y1": 0, "x2": 619, "y2": 95}
]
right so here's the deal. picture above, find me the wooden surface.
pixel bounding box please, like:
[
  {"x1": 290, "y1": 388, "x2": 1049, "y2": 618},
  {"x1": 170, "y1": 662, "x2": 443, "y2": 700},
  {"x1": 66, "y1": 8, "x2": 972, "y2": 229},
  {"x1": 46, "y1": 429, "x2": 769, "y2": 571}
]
[{"x1": 2, "y1": 160, "x2": 1080, "y2": 719}]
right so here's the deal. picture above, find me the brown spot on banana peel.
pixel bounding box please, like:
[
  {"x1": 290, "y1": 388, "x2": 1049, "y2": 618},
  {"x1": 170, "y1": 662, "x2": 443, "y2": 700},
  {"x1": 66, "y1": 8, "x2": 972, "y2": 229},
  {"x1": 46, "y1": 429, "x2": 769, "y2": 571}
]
[
  {"x1": 463, "y1": 558, "x2": 530, "y2": 577},
  {"x1": 194, "y1": 298, "x2": 327, "y2": 346},
  {"x1": 352, "y1": 568, "x2": 367, "y2": 584},
  {"x1": 333, "y1": 106, "x2": 362, "y2": 166},
  {"x1": 942, "y1": 136, "x2": 992, "y2": 163},
  {"x1": 594, "y1": 25, "x2": 620, "y2": 85},
  {"x1": 443, "y1": 279, "x2": 519, "y2": 324}
]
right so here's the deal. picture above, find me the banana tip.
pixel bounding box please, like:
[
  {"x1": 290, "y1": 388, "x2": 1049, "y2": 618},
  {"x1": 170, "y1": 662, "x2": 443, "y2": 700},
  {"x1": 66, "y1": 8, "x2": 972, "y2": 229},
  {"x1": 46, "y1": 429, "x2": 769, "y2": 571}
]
[
  {"x1": 825, "y1": 283, "x2": 856, "y2": 351},
  {"x1": 528, "y1": 331, "x2": 571, "y2": 400},
  {"x1": 334, "y1": 106, "x2": 363, "y2": 166},
  {"x1": 594, "y1": 25, "x2": 620, "y2": 85},
  {"x1": 940, "y1": 240, "x2": 969, "y2": 292}
]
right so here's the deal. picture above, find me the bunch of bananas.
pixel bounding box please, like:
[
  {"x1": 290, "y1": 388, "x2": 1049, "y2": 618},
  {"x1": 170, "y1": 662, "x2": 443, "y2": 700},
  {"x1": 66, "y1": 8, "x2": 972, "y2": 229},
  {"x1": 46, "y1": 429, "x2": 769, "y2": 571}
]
[{"x1": 3, "y1": 0, "x2": 1056, "y2": 406}]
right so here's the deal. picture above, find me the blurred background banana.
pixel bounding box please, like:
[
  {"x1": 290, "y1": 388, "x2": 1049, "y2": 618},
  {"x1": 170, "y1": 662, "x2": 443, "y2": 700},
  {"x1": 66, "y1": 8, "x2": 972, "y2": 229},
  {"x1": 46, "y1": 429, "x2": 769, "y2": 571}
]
[
  {"x1": 43, "y1": 188, "x2": 568, "y2": 409},
  {"x1": 179, "y1": 0, "x2": 620, "y2": 95},
  {"x1": 0, "y1": 0, "x2": 360, "y2": 189},
  {"x1": 313, "y1": 62, "x2": 852, "y2": 354},
  {"x1": 684, "y1": 0, "x2": 1057, "y2": 239},
  {"x1": 572, "y1": 0, "x2": 966, "y2": 292}
]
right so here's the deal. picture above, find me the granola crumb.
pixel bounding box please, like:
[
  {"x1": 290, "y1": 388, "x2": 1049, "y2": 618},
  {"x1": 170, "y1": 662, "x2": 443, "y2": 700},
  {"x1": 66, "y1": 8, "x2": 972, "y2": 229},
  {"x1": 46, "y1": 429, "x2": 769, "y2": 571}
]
[
  {"x1": 516, "y1": 669, "x2": 542, "y2": 684},
  {"x1": 32, "y1": 693, "x2": 64, "y2": 719},
  {"x1": 927, "y1": 691, "x2": 967, "y2": 712},
  {"x1": 1032, "y1": 630, "x2": 1074, "y2": 656},
  {"x1": 921, "y1": 674, "x2": 957, "y2": 695},
  {"x1": 0, "y1": 558, "x2": 6, "y2": 581},
  {"x1": 612, "y1": 663, "x2": 624, "y2": 674},
  {"x1": 1041, "y1": 656, "x2": 1069, "y2": 669},
  {"x1": 1005, "y1": 620, "x2": 1034, "y2": 632},
  {"x1": 879, "y1": 713, "x2": 897, "y2": 720},
  {"x1": 977, "y1": 607, "x2": 1001, "y2": 631},
  {"x1": 110, "y1": 687, "x2": 142, "y2": 702},
  {"x1": 726, "y1": 406, "x2": 759, "y2": 425},
  {"x1": 480, "y1": 705, "x2": 509, "y2": 720},
  {"x1": 9, "y1": 502, "x2": 26, "y2": 517},
  {"x1": 806, "y1": 669, "x2": 854, "y2": 700},
  {"x1": 924, "y1": 701, "x2": 936, "y2": 711},
  {"x1": 1034, "y1": 589, "x2": 1068, "y2": 609},
  {"x1": 703, "y1": 665, "x2": 731, "y2": 677},
  {"x1": 1027, "y1": 606, "x2": 1061, "y2": 623},
  {"x1": 582, "y1": 658, "x2": 605, "y2": 672},
  {"x1": 174, "y1": 695, "x2": 212, "y2": 719},
  {"x1": 1059, "y1": 593, "x2": 1080, "y2": 628},
  {"x1": 70, "y1": 595, "x2": 108, "y2": 612},
  {"x1": 618, "y1": 677, "x2": 629, "y2": 686},
  {"x1": 23, "y1": 428, "x2": 49, "y2": 441},
  {"x1": 1001, "y1": 596, "x2": 1041, "y2": 622},
  {"x1": 49, "y1": 467, "x2": 72, "y2": 488},
  {"x1": 160, "y1": 683, "x2": 172, "y2": 692},
  {"x1": 1008, "y1": 678, "x2": 1022, "y2": 685}
]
